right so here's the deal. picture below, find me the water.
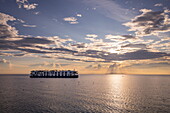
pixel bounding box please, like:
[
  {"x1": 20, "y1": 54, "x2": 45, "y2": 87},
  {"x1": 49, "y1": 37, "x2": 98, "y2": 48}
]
[{"x1": 0, "y1": 74, "x2": 170, "y2": 113}]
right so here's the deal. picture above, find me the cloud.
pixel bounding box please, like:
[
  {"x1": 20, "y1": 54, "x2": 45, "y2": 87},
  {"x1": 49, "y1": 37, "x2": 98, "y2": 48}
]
[
  {"x1": 121, "y1": 44, "x2": 147, "y2": 49},
  {"x1": 56, "y1": 63, "x2": 70, "y2": 68},
  {"x1": 148, "y1": 39, "x2": 170, "y2": 53},
  {"x1": 50, "y1": 36, "x2": 73, "y2": 43},
  {"x1": 58, "y1": 57, "x2": 83, "y2": 62},
  {"x1": 83, "y1": 0, "x2": 135, "y2": 22},
  {"x1": 0, "y1": 36, "x2": 77, "y2": 54},
  {"x1": 0, "y1": 59, "x2": 11, "y2": 69},
  {"x1": 146, "y1": 62, "x2": 170, "y2": 67},
  {"x1": 16, "y1": 0, "x2": 38, "y2": 10},
  {"x1": 13, "y1": 53, "x2": 26, "y2": 56},
  {"x1": 0, "y1": 13, "x2": 16, "y2": 24},
  {"x1": 108, "y1": 63, "x2": 119, "y2": 73},
  {"x1": 17, "y1": 19, "x2": 25, "y2": 23},
  {"x1": 71, "y1": 43, "x2": 86, "y2": 48},
  {"x1": 85, "y1": 34, "x2": 101, "y2": 44},
  {"x1": 85, "y1": 65, "x2": 93, "y2": 69},
  {"x1": 29, "y1": 62, "x2": 56, "y2": 68},
  {"x1": 154, "y1": 3, "x2": 163, "y2": 7},
  {"x1": 76, "y1": 49, "x2": 170, "y2": 61},
  {"x1": 69, "y1": 21, "x2": 79, "y2": 24},
  {"x1": 16, "y1": 47, "x2": 52, "y2": 54},
  {"x1": 35, "y1": 46, "x2": 78, "y2": 53},
  {"x1": 105, "y1": 34, "x2": 137, "y2": 41},
  {"x1": 63, "y1": 17, "x2": 77, "y2": 21},
  {"x1": 86, "y1": 34, "x2": 98, "y2": 38},
  {"x1": 97, "y1": 64, "x2": 102, "y2": 69},
  {"x1": 57, "y1": 56, "x2": 107, "y2": 63},
  {"x1": 0, "y1": 59, "x2": 9, "y2": 64},
  {"x1": 114, "y1": 56, "x2": 170, "y2": 73},
  {"x1": 123, "y1": 9, "x2": 170, "y2": 37},
  {"x1": 124, "y1": 62, "x2": 170, "y2": 69},
  {"x1": 85, "y1": 64, "x2": 102, "y2": 69},
  {"x1": 119, "y1": 50, "x2": 170, "y2": 60},
  {"x1": 0, "y1": 36, "x2": 54, "y2": 49},
  {"x1": 63, "y1": 17, "x2": 79, "y2": 24},
  {"x1": 15, "y1": 37, "x2": 53, "y2": 45},
  {"x1": 0, "y1": 13, "x2": 18, "y2": 39},
  {"x1": 76, "y1": 14, "x2": 82, "y2": 17},
  {"x1": 85, "y1": 37, "x2": 102, "y2": 42},
  {"x1": 23, "y1": 24, "x2": 36, "y2": 27},
  {"x1": 33, "y1": 12, "x2": 40, "y2": 15},
  {"x1": 30, "y1": 62, "x2": 71, "y2": 68}
]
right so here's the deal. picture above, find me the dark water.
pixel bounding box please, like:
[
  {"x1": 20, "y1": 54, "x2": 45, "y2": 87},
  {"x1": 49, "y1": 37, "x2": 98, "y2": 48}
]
[{"x1": 0, "y1": 74, "x2": 170, "y2": 113}]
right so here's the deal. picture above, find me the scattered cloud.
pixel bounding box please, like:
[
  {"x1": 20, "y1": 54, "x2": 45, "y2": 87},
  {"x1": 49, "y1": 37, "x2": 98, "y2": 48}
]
[
  {"x1": 154, "y1": 3, "x2": 163, "y2": 7},
  {"x1": 69, "y1": 21, "x2": 79, "y2": 24},
  {"x1": 148, "y1": 38, "x2": 170, "y2": 53},
  {"x1": 86, "y1": 34, "x2": 98, "y2": 38},
  {"x1": 23, "y1": 24, "x2": 36, "y2": 27},
  {"x1": 105, "y1": 34, "x2": 137, "y2": 41},
  {"x1": 0, "y1": 13, "x2": 18, "y2": 39},
  {"x1": 16, "y1": 0, "x2": 38, "y2": 10},
  {"x1": 85, "y1": 64, "x2": 102, "y2": 70},
  {"x1": 85, "y1": 65, "x2": 93, "y2": 69},
  {"x1": 63, "y1": 17, "x2": 79, "y2": 24},
  {"x1": 0, "y1": 59, "x2": 11, "y2": 69},
  {"x1": 33, "y1": 12, "x2": 40, "y2": 15},
  {"x1": 63, "y1": 17, "x2": 77, "y2": 21},
  {"x1": 0, "y1": 59, "x2": 10, "y2": 64},
  {"x1": 123, "y1": 9, "x2": 170, "y2": 37},
  {"x1": 76, "y1": 14, "x2": 82, "y2": 17},
  {"x1": 107, "y1": 63, "x2": 120, "y2": 73},
  {"x1": 92, "y1": 7, "x2": 96, "y2": 10},
  {"x1": 85, "y1": 34, "x2": 102, "y2": 45},
  {"x1": 17, "y1": 19, "x2": 25, "y2": 23},
  {"x1": 71, "y1": 43, "x2": 86, "y2": 48}
]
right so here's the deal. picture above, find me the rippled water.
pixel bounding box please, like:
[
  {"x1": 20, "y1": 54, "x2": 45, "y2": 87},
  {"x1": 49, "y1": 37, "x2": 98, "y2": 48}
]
[{"x1": 0, "y1": 74, "x2": 170, "y2": 113}]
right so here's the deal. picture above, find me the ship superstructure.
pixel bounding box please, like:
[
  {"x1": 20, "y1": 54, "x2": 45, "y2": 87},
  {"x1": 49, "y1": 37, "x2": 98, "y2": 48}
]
[{"x1": 30, "y1": 70, "x2": 79, "y2": 78}]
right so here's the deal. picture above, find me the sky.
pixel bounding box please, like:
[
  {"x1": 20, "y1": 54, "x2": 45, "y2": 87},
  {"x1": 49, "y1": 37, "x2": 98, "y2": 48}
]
[{"x1": 0, "y1": 0, "x2": 170, "y2": 74}]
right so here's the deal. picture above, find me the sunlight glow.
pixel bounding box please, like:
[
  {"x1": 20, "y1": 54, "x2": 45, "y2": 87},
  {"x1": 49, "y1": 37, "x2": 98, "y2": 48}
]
[{"x1": 109, "y1": 49, "x2": 119, "y2": 53}]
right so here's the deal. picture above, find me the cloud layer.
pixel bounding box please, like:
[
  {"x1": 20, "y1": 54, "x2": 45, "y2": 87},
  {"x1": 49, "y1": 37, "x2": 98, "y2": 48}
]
[{"x1": 1, "y1": 12, "x2": 170, "y2": 64}]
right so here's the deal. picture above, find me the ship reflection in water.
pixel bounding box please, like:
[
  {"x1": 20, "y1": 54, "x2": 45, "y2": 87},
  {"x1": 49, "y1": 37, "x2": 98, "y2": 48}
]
[{"x1": 0, "y1": 74, "x2": 169, "y2": 112}]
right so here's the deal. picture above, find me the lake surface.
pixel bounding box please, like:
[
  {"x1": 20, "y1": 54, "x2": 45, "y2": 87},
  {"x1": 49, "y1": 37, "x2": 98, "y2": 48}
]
[{"x1": 0, "y1": 74, "x2": 170, "y2": 113}]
